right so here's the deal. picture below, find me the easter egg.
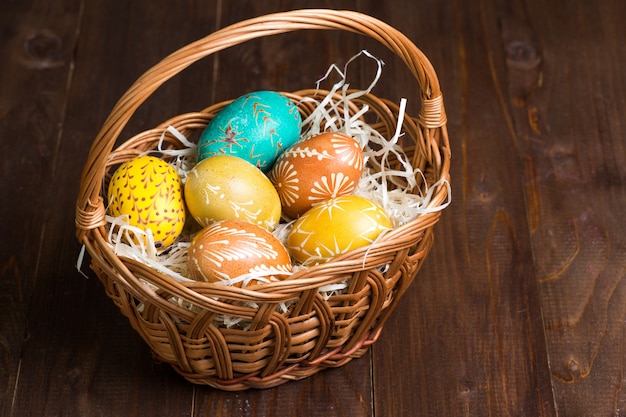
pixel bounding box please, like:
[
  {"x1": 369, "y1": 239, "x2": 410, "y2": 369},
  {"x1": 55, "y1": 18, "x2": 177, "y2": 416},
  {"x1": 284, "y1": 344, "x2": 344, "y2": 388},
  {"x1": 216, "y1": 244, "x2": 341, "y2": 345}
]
[
  {"x1": 197, "y1": 90, "x2": 302, "y2": 171},
  {"x1": 287, "y1": 195, "x2": 392, "y2": 265},
  {"x1": 187, "y1": 220, "x2": 292, "y2": 286},
  {"x1": 184, "y1": 155, "x2": 281, "y2": 231},
  {"x1": 107, "y1": 155, "x2": 186, "y2": 248},
  {"x1": 269, "y1": 132, "x2": 364, "y2": 219}
]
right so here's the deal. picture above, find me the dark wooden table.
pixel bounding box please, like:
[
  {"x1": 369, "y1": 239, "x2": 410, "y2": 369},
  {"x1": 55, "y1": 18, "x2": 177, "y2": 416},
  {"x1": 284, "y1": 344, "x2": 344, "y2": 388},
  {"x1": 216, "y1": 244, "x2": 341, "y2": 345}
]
[{"x1": 2, "y1": 0, "x2": 626, "y2": 416}]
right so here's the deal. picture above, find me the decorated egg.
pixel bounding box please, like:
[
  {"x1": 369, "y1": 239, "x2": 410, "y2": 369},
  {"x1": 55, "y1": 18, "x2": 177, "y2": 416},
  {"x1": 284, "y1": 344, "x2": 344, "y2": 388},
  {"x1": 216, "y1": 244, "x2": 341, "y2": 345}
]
[
  {"x1": 269, "y1": 132, "x2": 364, "y2": 219},
  {"x1": 287, "y1": 195, "x2": 392, "y2": 265},
  {"x1": 187, "y1": 220, "x2": 292, "y2": 286},
  {"x1": 107, "y1": 155, "x2": 186, "y2": 248},
  {"x1": 197, "y1": 90, "x2": 302, "y2": 171},
  {"x1": 184, "y1": 155, "x2": 281, "y2": 231}
]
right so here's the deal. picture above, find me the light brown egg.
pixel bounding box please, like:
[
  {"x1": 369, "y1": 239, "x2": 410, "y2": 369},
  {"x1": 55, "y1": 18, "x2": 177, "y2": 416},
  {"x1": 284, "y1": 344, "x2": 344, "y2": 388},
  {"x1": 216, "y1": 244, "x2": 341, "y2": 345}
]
[
  {"x1": 184, "y1": 155, "x2": 281, "y2": 231},
  {"x1": 187, "y1": 220, "x2": 292, "y2": 287},
  {"x1": 269, "y1": 132, "x2": 364, "y2": 219}
]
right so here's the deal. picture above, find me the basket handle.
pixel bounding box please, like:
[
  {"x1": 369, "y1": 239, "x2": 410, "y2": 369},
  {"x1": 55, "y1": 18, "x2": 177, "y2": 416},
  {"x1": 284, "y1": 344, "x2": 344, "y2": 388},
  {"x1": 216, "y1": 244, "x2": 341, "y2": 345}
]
[{"x1": 75, "y1": 9, "x2": 446, "y2": 239}]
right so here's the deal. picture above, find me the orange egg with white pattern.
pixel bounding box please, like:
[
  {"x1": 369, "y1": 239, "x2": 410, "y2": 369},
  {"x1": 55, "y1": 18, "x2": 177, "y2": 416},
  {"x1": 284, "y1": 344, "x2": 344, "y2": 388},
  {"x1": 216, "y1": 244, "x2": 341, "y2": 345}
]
[
  {"x1": 269, "y1": 132, "x2": 364, "y2": 219},
  {"x1": 187, "y1": 220, "x2": 292, "y2": 286}
]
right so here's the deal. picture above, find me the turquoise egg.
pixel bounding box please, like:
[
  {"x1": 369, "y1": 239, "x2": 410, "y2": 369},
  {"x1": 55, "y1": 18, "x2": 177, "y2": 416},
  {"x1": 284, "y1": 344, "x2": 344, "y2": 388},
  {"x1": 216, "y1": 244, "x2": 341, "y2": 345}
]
[{"x1": 197, "y1": 91, "x2": 302, "y2": 171}]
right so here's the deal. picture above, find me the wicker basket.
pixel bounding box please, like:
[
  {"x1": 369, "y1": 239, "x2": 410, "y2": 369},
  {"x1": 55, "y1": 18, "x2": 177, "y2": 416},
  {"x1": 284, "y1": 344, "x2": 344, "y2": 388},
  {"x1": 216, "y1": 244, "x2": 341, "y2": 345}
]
[{"x1": 75, "y1": 9, "x2": 450, "y2": 390}]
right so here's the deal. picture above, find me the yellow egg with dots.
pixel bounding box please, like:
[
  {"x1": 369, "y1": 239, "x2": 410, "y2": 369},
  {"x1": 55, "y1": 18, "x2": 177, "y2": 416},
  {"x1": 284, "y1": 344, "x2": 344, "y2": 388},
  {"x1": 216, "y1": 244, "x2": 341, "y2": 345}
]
[
  {"x1": 287, "y1": 195, "x2": 392, "y2": 265},
  {"x1": 107, "y1": 155, "x2": 186, "y2": 249}
]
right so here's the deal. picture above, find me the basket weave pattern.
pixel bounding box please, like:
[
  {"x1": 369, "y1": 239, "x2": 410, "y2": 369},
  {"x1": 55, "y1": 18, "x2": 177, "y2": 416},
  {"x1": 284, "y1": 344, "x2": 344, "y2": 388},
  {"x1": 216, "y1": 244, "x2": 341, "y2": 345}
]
[{"x1": 75, "y1": 10, "x2": 450, "y2": 390}]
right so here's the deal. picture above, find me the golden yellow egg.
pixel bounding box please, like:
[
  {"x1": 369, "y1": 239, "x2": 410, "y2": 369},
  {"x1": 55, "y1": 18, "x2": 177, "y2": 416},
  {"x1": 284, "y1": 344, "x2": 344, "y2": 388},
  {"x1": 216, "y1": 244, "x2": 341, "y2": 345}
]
[
  {"x1": 107, "y1": 155, "x2": 186, "y2": 249},
  {"x1": 184, "y1": 155, "x2": 281, "y2": 231},
  {"x1": 287, "y1": 195, "x2": 392, "y2": 265}
]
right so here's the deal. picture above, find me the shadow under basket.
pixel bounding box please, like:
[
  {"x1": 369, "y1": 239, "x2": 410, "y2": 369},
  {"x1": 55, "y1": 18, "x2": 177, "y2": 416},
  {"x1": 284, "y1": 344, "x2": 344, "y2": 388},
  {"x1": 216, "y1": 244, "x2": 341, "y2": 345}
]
[{"x1": 74, "y1": 9, "x2": 451, "y2": 391}]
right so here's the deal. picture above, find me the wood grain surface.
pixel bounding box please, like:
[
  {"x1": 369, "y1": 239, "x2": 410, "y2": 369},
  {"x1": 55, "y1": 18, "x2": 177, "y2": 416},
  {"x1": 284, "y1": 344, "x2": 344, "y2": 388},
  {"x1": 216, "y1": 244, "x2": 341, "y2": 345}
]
[{"x1": 2, "y1": 0, "x2": 625, "y2": 416}]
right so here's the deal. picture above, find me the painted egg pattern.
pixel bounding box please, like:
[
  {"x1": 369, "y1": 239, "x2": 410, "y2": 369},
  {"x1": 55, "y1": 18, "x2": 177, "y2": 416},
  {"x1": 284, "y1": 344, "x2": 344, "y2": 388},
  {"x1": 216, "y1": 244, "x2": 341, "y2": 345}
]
[
  {"x1": 184, "y1": 155, "x2": 282, "y2": 231},
  {"x1": 287, "y1": 195, "x2": 392, "y2": 265},
  {"x1": 188, "y1": 220, "x2": 292, "y2": 286},
  {"x1": 107, "y1": 155, "x2": 186, "y2": 248},
  {"x1": 197, "y1": 90, "x2": 302, "y2": 171},
  {"x1": 269, "y1": 132, "x2": 364, "y2": 219}
]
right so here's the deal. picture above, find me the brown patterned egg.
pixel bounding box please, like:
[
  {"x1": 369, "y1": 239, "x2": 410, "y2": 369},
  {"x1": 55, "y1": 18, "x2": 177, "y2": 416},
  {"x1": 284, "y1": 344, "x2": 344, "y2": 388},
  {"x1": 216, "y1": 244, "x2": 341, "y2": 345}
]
[
  {"x1": 269, "y1": 132, "x2": 364, "y2": 219},
  {"x1": 187, "y1": 220, "x2": 292, "y2": 286}
]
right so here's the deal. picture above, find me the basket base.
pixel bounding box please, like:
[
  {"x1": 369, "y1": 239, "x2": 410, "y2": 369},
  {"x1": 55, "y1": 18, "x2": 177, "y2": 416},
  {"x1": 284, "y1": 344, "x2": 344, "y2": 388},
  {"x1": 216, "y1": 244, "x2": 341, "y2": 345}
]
[{"x1": 163, "y1": 330, "x2": 380, "y2": 390}]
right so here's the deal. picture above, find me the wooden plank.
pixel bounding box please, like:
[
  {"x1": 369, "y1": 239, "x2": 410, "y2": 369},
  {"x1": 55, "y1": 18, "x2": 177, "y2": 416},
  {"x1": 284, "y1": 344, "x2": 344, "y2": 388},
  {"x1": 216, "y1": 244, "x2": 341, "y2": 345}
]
[
  {"x1": 367, "y1": 1, "x2": 557, "y2": 415},
  {"x1": 501, "y1": 0, "x2": 626, "y2": 415},
  {"x1": 7, "y1": 0, "x2": 222, "y2": 415},
  {"x1": 0, "y1": 0, "x2": 83, "y2": 415},
  {"x1": 194, "y1": 363, "x2": 373, "y2": 416}
]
